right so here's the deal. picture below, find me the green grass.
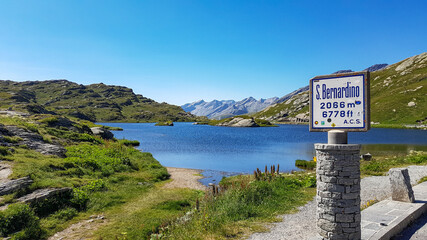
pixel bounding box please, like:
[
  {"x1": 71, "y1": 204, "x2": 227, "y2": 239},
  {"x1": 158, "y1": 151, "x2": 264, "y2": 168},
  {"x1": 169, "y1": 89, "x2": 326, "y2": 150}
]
[
  {"x1": 0, "y1": 116, "x2": 39, "y2": 133},
  {"x1": 2, "y1": 136, "x2": 23, "y2": 143},
  {"x1": 155, "y1": 121, "x2": 174, "y2": 126},
  {"x1": 0, "y1": 203, "x2": 46, "y2": 239},
  {"x1": 0, "y1": 113, "x2": 207, "y2": 239},
  {"x1": 161, "y1": 172, "x2": 316, "y2": 239},
  {"x1": 93, "y1": 187, "x2": 200, "y2": 239},
  {"x1": 418, "y1": 176, "x2": 427, "y2": 183},
  {"x1": 0, "y1": 146, "x2": 11, "y2": 156},
  {"x1": 118, "y1": 139, "x2": 140, "y2": 146},
  {"x1": 295, "y1": 159, "x2": 316, "y2": 170},
  {"x1": 0, "y1": 129, "x2": 181, "y2": 239},
  {"x1": 0, "y1": 142, "x2": 184, "y2": 239},
  {"x1": 361, "y1": 151, "x2": 427, "y2": 176}
]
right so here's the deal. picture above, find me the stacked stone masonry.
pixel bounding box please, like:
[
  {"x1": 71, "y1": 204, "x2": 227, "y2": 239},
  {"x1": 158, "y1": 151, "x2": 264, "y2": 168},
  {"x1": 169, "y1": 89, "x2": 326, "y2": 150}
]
[{"x1": 315, "y1": 144, "x2": 361, "y2": 240}]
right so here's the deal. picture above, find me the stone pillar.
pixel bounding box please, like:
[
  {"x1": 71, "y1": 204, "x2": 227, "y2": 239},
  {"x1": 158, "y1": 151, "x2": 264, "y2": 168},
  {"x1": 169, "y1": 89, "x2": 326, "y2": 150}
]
[{"x1": 315, "y1": 144, "x2": 361, "y2": 240}]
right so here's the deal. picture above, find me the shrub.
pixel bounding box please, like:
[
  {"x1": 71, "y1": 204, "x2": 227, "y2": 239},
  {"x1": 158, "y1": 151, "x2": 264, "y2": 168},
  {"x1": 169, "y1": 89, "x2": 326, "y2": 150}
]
[
  {"x1": 66, "y1": 143, "x2": 132, "y2": 172},
  {"x1": 30, "y1": 190, "x2": 73, "y2": 217},
  {"x1": 81, "y1": 179, "x2": 107, "y2": 192},
  {"x1": 0, "y1": 203, "x2": 45, "y2": 239},
  {"x1": 71, "y1": 188, "x2": 89, "y2": 210},
  {"x1": 46, "y1": 128, "x2": 102, "y2": 144},
  {"x1": 0, "y1": 146, "x2": 10, "y2": 156}
]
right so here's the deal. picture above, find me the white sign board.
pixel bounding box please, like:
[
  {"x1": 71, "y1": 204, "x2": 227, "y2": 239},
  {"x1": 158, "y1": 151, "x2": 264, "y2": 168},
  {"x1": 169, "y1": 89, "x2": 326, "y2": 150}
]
[{"x1": 309, "y1": 71, "x2": 370, "y2": 132}]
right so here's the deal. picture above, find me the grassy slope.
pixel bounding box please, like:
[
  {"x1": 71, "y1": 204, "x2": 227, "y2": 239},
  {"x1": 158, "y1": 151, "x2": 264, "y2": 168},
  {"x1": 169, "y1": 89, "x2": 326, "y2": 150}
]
[
  {"x1": 0, "y1": 115, "x2": 201, "y2": 239},
  {"x1": 0, "y1": 80, "x2": 198, "y2": 123},
  {"x1": 254, "y1": 52, "x2": 427, "y2": 125},
  {"x1": 253, "y1": 92, "x2": 309, "y2": 121},
  {"x1": 369, "y1": 54, "x2": 427, "y2": 124}
]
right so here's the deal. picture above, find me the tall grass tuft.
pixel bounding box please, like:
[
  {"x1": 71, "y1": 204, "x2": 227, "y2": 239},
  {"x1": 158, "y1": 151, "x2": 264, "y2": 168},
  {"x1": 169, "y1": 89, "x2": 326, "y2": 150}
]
[{"x1": 161, "y1": 171, "x2": 316, "y2": 239}]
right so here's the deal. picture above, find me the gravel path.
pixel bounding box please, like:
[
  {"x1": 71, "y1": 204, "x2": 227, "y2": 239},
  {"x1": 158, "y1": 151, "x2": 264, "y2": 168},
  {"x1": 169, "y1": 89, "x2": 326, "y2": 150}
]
[{"x1": 248, "y1": 165, "x2": 427, "y2": 240}]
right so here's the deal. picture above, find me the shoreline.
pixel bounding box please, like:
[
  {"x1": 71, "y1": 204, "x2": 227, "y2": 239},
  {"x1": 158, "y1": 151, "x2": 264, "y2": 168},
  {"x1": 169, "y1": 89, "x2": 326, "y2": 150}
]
[{"x1": 163, "y1": 167, "x2": 207, "y2": 191}]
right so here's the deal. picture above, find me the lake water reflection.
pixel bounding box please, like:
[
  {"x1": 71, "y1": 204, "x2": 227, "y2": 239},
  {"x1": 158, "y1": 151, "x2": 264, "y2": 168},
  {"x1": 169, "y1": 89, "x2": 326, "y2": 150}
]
[{"x1": 100, "y1": 123, "x2": 427, "y2": 184}]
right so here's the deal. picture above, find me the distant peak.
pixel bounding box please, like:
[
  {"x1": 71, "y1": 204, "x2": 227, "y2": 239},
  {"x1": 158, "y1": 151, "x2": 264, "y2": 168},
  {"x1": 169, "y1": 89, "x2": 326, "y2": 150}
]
[
  {"x1": 364, "y1": 64, "x2": 388, "y2": 72},
  {"x1": 332, "y1": 70, "x2": 353, "y2": 74}
]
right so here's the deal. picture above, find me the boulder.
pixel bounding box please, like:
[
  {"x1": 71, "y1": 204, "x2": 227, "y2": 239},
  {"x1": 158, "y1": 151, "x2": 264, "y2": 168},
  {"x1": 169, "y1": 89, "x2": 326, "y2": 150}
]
[
  {"x1": 17, "y1": 187, "x2": 72, "y2": 204},
  {"x1": 408, "y1": 101, "x2": 416, "y2": 107},
  {"x1": 362, "y1": 153, "x2": 372, "y2": 161},
  {"x1": 389, "y1": 168, "x2": 415, "y2": 202},
  {"x1": 90, "y1": 127, "x2": 114, "y2": 139},
  {"x1": 0, "y1": 177, "x2": 33, "y2": 196}
]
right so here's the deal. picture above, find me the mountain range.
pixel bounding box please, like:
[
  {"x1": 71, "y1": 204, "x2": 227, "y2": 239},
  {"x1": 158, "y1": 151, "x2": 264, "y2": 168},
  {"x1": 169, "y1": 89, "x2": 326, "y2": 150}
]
[
  {"x1": 1, "y1": 53, "x2": 423, "y2": 126},
  {"x1": 182, "y1": 97, "x2": 279, "y2": 120},
  {"x1": 182, "y1": 63, "x2": 390, "y2": 120}
]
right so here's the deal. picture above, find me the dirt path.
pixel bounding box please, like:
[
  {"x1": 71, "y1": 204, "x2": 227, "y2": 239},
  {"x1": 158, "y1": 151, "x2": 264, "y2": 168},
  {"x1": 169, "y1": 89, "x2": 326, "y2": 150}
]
[
  {"x1": 48, "y1": 215, "x2": 108, "y2": 240},
  {"x1": 163, "y1": 167, "x2": 207, "y2": 191},
  {"x1": 48, "y1": 167, "x2": 206, "y2": 239}
]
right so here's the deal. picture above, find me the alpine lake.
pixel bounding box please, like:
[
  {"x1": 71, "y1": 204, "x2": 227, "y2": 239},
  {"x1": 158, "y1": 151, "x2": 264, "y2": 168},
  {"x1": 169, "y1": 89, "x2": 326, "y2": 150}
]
[{"x1": 99, "y1": 123, "x2": 427, "y2": 185}]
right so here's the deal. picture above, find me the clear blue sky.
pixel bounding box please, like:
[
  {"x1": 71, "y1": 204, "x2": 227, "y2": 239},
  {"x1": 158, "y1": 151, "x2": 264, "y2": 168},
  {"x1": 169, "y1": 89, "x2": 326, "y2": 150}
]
[{"x1": 0, "y1": 0, "x2": 426, "y2": 105}]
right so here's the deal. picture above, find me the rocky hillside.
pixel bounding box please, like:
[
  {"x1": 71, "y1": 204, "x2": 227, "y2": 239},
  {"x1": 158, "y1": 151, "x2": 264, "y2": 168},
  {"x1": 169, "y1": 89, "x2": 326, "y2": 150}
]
[
  {"x1": 182, "y1": 97, "x2": 278, "y2": 120},
  {"x1": 0, "y1": 80, "x2": 198, "y2": 122},
  {"x1": 0, "y1": 112, "x2": 187, "y2": 239},
  {"x1": 254, "y1": 53, "x2": 426, "y2": 125}
]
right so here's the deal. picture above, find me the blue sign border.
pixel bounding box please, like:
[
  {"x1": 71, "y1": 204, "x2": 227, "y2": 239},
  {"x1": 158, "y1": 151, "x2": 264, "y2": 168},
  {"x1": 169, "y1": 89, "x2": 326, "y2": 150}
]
[{"x1": 309, "y1": 71, "x2": 370, "y2": 132}]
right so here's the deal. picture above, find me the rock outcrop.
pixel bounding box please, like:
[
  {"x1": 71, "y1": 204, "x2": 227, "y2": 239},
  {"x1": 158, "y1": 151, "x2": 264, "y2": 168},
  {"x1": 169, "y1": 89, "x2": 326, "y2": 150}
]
[
  {"x1": 17, "y1": 187, "x2": 72, "y2": 204},
  {"x1": 90, "y1": 127, "x2": 114, "y2": 139},
  {"x1": 0, "y1": 177, "x2": 33, "y2": 196},
  {"x1": 216, "y1": 117, "x2": 260, "y2": 127},
  {"x1": 155, "y1": 121, "x2": 174, "y2": 126},
  {"x1": 4, "y1": 125, "x2": 66, "y2": 157},
  {"x1": 255, "y1": 92, "x2": 309, "y2": 123}
]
